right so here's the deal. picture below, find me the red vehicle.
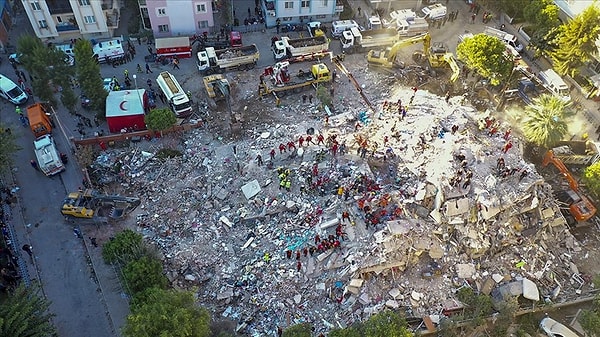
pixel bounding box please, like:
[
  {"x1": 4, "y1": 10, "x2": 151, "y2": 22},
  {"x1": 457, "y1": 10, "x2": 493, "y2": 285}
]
[
  {"x1": 229, "y1": 31, "x2": 242, "y2": 47},
  {"x1": 155, "y1": 37, "x2": 192, "y2": 58}
]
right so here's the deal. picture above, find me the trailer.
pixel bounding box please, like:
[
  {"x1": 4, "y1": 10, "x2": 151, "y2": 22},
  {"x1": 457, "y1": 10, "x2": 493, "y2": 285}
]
[
  {"x1": 272, "y1": 35, "x2": 329, "y2": 60},
  {"x1": 258, "y1": 62, "x2": 331, "y2": 97},
  {"x1": 155, "y1": 37, "x2": 192, "y2": 59},
  {"x1": 197, "y1": 44, "x2": 260, "y2": 75},
  {"x1": 341, "y1": 27, "x2": 399, "y2": 54}
]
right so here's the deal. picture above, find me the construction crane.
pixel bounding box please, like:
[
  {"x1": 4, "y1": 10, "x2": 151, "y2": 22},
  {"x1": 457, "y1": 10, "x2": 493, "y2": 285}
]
[
  {"x1": 366, "y1": 32, "x2": 460, "y2": 82},
  {"x1": 542, "y1": 150, "x2": 597, "y2": 222},
  {"x1": 332, "y1": 54, "x2": 375, "y2": 111}
]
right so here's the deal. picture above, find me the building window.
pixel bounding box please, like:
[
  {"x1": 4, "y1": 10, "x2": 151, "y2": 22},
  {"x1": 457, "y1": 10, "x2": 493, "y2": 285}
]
[
  {"x1": 157, "y1": 8, "x2": 166, "y2": 16},
  {"x1": 316, "y1": 14, "x2": 326, "y2": 19},
  {"x1": 322, "y1": 0, "x2": 327, "y2": 6},
  {"x1": 31, "y1": 1, "x2": 41, "y2": 10},
  {"x1": 196, "y1": 3, "x2": 207, "y2": 13},
  {"x1": 158, "y1": 24, "x2": 169, "y2": 32},
  {"x1": 84, "y1": 15, "x2": 96, "y2": 24},
  {"x1": 301, "y1": 0, "x2": 310, "y2": 8},
  {"x1": 282, "y1": 17, "x2": 292, "y2": 21},
  {"x1": 38, "y1": 19, "x2": 48, "y2": 28},
  {"x1": 78, "y1": 0, "x2": 90, "y2": 5},
  {"x1": 284, "y1": 1, "x2": 293, "y2": 9},
  {"x1": 198, "y1": 20, "x2": 209, "y2": 28}
]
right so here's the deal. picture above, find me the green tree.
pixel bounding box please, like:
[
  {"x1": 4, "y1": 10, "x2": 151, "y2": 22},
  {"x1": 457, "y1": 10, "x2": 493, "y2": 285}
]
[
  {"x1": 549, "y1": 5, "x2": 600, "y2": 77},
  {"x1": 523, "y1": 0, "x2": 560, "y2": 53},
  {"x1": 124, "y1": 288, "x2": 211, "y2": 337},
  {"x1": 522, "y1": 94, "x2": 573, "y2": 148},
  {"x1": 0, "y1": 127, "x2": 21, "y2": 174},
  {"x1": 282, "y1": 323, "x2": 312, "y2": 337},
  {"x1": 329, "y1": 325, "x2": 362, "y2": 337},
  {"x1": 0, "y1": 285, "x2": 57, "y2": 337},
  {"x1": 583, "y1": 162, "x2": 600, "y2": 197},
  {"x1": 61, "y1": 86, "x2": 78, "y2": 113},
  {"x1": 145, "y1": 107, "x2": 176, "y2": 133},
  {"x1": 363, "y1": 311, "x2": 412, "y2": 337},
  {"x1": 17, "y1": 36, "x2": 57, "y2": 105},
  {"x1": 74, "y1": 39, "x2": 107, "y2": 113},
  {"x1": 102, "y1": 229, "x2": 145, "y2": 264},
  {"x1": 123, "y1": 255, "x2": 168, "y2": 294},
  {"x1": 456, "y1": 34, "x2": 513, "y2": 86},
  {"x1": 580, "y1": 310, "x2": 600, "y2": 336}
]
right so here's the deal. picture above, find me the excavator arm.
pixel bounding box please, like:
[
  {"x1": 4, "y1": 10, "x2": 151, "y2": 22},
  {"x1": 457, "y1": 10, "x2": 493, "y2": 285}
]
[
  {"x1": 442, "y1": 54, "x2": 460, "y2": 82},
  {"x1": 367, "y1": 33, "x2": 430, "y2": 68}
]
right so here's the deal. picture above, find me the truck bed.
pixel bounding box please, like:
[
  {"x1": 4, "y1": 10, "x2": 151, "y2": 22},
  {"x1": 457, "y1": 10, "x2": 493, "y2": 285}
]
[
  {"x1": 287, "y1": 35, "x2": 328, "y2": 48},
  {"x1": 216, "y1": 45, "x2": 258, "y2": 59}
]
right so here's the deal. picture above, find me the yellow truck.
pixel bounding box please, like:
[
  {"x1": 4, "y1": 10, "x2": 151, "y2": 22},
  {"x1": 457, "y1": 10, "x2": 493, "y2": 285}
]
[{"x1": 258, "y1": 62, "x2": 331, "y2": 97}]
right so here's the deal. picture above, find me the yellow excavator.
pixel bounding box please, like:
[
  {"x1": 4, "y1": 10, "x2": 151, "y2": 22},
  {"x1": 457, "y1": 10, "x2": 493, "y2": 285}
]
[
  {"x1": 61, "y1": 189, "x2": 141, "y2": 221},
  {"x1": 366, "y1": 32, "x2": 460, "y2": 82}
]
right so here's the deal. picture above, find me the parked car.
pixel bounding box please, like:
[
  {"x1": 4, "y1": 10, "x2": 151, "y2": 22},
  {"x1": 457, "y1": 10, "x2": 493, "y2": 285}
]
[{"x1": 540, "y1": 317, "x2": 579, "y2": 337}]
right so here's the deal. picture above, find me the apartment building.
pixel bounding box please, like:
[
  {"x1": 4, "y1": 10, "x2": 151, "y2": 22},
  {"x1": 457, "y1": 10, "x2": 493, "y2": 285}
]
[
  {"x1": 138, "y1": 0, "x2": 216, "y2": 38},
  {"x1": 263, "y1": 0, "x2": 344, "y2": 28},
  {"x1": 21, "y1": 0, "x2": 120, "y2": 42},
  {"x1": 0, "y1": 0, "x2": 12, "y2": 50}
]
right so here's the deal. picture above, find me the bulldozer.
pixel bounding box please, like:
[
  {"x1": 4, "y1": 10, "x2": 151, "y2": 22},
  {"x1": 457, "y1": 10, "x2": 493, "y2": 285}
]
[
  {"x1": 61, "y1": 189, "x2": 141, "y2": 221},
  {"x1": 366, "y1": 32, "x2": 460, "y2": 82}
]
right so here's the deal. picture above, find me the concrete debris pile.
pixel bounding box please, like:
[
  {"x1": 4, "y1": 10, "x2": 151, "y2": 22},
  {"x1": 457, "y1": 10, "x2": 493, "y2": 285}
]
[{"x1": 97, "y1": 88, "x2": 591, "y2": 335}]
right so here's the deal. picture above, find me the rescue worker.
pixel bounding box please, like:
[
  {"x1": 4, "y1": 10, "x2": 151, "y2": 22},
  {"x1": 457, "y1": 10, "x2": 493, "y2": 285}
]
[
  {"x1": 270, "y1": 148, "x2": 276, "y2": 160},
  {"x1": 285, "y1": 179, "x2": 291, "y2": 191},
  {"x1": 263, "y1": 252, "x2": 271, "y2": 263},
  {"x1": 298, "y1": 135, "x2": 304, "y2": 147}
]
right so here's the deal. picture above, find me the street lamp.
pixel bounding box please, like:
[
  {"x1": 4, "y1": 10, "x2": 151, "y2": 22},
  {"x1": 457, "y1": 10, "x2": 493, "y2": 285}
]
[{"x1": 132, "y1": 74, "x2": 144, "y2": 117}]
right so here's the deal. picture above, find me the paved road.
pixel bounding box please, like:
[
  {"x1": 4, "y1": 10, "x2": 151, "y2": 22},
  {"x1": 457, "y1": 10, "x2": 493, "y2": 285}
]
[{"x1": 5, "y1": 6, "x2": 128, "y2": 337}]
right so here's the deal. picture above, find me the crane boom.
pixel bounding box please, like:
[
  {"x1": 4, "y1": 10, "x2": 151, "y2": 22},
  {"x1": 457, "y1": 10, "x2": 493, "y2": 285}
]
[{"x1": 332, "y1": 55, "x2": 375, "y2": 111}]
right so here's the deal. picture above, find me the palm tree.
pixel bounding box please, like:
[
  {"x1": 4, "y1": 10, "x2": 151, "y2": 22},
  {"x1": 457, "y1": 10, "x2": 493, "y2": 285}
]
[
  {"x1": 522, "y1": 94, "x2": 573, "y2": 149},
  {"x1": 0, "y1": 285, "x2": 57, "y2": 337}
]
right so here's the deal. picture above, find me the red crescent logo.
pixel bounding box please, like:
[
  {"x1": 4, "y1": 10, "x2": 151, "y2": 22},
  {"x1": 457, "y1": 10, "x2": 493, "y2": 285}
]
[{"x1": 120, "y1": 101, "x2": 127, "y2": 111}]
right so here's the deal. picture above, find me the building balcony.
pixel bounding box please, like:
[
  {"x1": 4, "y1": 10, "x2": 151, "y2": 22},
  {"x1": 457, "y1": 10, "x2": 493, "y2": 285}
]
[
  {"x1": 335, "y1": 1, "x2": 343, "y2": 13},
  {"x1": 101, "y1": 0, "x2": 115, "y2": 10},
  {"x1": 105, "y1": 9, "x2": 120, "y2": 28},
  {"x1": 56, "y1": 23, "x2": 79, "y2": 32}
]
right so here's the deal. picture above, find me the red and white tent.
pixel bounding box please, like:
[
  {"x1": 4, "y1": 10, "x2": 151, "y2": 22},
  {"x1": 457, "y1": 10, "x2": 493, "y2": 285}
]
[{"x1": 105, "y1": 89, "x2": 148, "y2": 133}]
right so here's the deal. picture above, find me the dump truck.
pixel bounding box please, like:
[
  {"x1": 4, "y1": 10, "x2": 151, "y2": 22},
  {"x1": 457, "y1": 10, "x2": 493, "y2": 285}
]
[
  {"x1": 33, "y1": 134, "x2": 65, "y2": 176},
  {"x1": 27, "y1": 103, "x2": 65, "y2": 176},
  {"x1": 197, "y1": 44, "x2": 260, "y2": 75},
  {"x1": 27, "y1": 103, "x2": 53, "y2": 138},
  {"x1": 272, "y1": 35, "x2": 329, "y2": 60},
  {"x1": 258, "y1": 62, "x2": 331, "y2": 97},
  {"x1": 341, "y1": 27, "x2": 399, "y2": 54},
  {"x1": 61, "y1": 189, "x2": 141, "y2": 220},
  {"x1": 194, "y1": 31, "x2": 243, "y2": 49}
]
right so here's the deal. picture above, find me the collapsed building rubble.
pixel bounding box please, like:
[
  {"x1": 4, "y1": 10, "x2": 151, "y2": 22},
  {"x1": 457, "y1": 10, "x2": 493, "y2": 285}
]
[{"x1": 90, "y1": 84, "x2": 592, "y2": 335}]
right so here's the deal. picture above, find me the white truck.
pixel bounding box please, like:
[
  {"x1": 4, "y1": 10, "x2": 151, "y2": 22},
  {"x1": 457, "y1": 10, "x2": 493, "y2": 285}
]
[
  {"x1": 368, "y1": 16, "x2": 382, "y2": 30},
  {"x1": 483, "y1": 26, "x2": 523, "y2": 52},
  {"x1": 34, "y1": 134, "x2": 65, "y2": 176},
  {"x1": 197, "y1": 45, "x2": 260, "y2": 75},
  {"x1": 341, "y1": 27, "x2": 399, "y2": 53},
  {"x1": 272, "y1": 35, "x2": 329, "y2": 60},
  {"x1": 156, "y1": 71, "x2": 193, "y2": 118},
  {"x1": 307, "y1": 21, "x2": 324, "y2": 37},
  {"x1": 92, "y1": 38, "x2": 125, "y2": 62},
  {"x1": 538, "y1": 69, "x2": 571, "y2": 102},
  {"x1": 396, "y1": 17, "x2": 429, "y2": 36}
]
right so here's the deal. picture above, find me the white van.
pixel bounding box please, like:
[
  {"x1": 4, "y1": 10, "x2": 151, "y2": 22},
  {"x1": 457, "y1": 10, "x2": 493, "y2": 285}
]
[
  {"x1": 331, "y1": 20, "x2": 359, "y2": 38},
  {"x1": 421, "y1": 4, "x2": 447, "y2": 21},
  {"x1": 0, "y1": 74, "x2": 28, "y2": 105},
  {"x1": 538, "y1": 69, "x2": 571, "y2": 102}
]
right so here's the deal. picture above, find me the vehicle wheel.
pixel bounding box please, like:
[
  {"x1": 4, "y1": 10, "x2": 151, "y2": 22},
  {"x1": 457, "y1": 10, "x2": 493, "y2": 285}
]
[{"x1": 247, "y1": 63, "x2": 256, "y2": 70}]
